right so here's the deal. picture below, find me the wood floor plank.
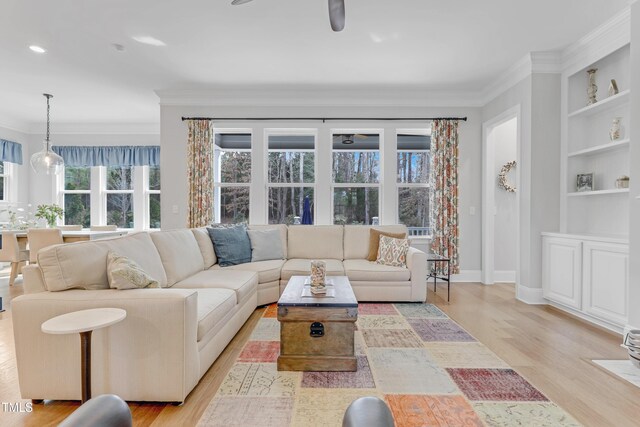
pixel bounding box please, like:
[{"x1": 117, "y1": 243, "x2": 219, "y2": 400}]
[{"x1": 1, "y1": 277, "x2": 639, "y2": 426}]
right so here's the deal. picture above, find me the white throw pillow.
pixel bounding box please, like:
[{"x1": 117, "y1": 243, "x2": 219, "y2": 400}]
[
  {"x1": 376, "y1": 235, "x2": 409, "y2": 268},
  {"x1": 247, "y1": 229, "x2": 284, "y2": 262},
  {"x1": 107, "y1": 251, "x2": 159, "y2": 290}
]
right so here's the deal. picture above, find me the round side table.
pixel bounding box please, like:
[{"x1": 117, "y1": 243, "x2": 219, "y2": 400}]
[{"x1": 42, "y1": 308, "x2": 127, "y2": 403}]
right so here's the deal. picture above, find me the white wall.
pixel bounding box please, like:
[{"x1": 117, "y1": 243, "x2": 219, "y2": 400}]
[
  {"x1": 27, "y1": 132, "x2": 159, "y2": 208},
  {"x1": 627, "y1": 2, "x2": 640, "y2": 332},
  {"x1": 160, "y1": 104, "x2": 483, "y2": 272},
  {"x1": 492, "y1": 118, "x2": 518, "y2": 273},
  {"x1": 482, "y1": 73, "x2": 561, "y2": 302}
]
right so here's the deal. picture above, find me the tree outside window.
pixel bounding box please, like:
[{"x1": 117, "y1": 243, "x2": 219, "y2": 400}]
[
  {"x1": 214, "y1": 134, "x2": 251, "y2": 224},
  {"x1": 62, "y1": 166, "x2": 91, "y2": 227},
  {"x1": 397, "y1": 133, "x2": 431, "y2": 236},
  {"x1": 332, "y1": 134, "x2": 380, "y2": 225},
  {"x1": 267, "y1": 134, "x2": 315, "y2": 225}
]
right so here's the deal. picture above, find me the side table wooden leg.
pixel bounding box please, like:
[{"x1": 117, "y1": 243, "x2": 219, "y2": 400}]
[{"x1": 80, "y1": 330, "x2": 92, "y2": 403}]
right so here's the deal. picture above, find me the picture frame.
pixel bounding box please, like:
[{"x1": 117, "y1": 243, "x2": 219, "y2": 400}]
[{"x1": 576, "y1": 173, "x2": 594, "y2": 192}]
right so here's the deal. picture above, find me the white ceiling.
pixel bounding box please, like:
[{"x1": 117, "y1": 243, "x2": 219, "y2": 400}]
[{"x1": 0, "y1": 0, "x2": 629, "y2": 128}]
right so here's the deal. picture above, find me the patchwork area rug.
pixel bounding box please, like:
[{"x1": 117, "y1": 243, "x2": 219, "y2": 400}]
[{"x1": 197, "y1": 303, "x2": 580, "y2": 427}]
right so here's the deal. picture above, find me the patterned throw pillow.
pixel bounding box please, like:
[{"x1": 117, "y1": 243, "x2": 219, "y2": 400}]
[
  {"x1": 376, "y1": 235, "x2": 409, "y2": 268},
  {"x1": 107, "y1": 251, "x2": 159, "y2": 290}
]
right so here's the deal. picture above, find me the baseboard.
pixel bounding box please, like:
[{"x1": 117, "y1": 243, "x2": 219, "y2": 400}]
[
  {"x1": 516, "y1": 285, "x2": 546, "y2": 305},
  {"x1": 547, "y1": 301, "x2": 624, "y2": 335},
  {"x1": 493, "y1": 270, "x2": 516, "y2": 283}
]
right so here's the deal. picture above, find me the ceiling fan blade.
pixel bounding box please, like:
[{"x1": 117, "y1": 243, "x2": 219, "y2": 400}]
[
  {"x1": 354, "y1": 134, "x2": 368, "y2": 139},
  {"x1": 328, "y1": 0, "x2": 345, "y2": 32},
  {"x1": 231, "y1": 0, "x2": 253, "y2": 5}
]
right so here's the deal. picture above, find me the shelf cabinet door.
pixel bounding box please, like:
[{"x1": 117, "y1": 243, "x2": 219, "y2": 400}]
[
  {"x1": 582, "y1": 242, "x2": 628, "y2": 327},
  {"x1": 542, "y1": 237, "x2": 582, "y2": 309}
]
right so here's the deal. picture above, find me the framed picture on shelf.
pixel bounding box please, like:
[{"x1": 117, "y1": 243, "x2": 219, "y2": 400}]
[{"x1": 576, "y1": 173, "x2": 594, "y2": 192}]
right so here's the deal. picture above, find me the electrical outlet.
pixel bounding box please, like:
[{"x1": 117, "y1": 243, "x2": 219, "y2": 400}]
[
  {"x1": 469, "y1": 206, "x2": 476, "y2": 215},
  {"x1": 172, "y1": 205, "x2": 179, "y2": 214}
]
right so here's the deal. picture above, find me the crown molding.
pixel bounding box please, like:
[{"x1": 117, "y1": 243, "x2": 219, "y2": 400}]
[
  {"x1": 560, "y1": 7, "x2": 631, "y2": 75},
  {"x1": 25, "y1": 122, "x2": 160, "y2": 135},
  {"x1": 0, "y1": 116, "x2": 31, "y2": 135},
  {"x1": 155, "y1": 87, "x2": 485, "y2": 108},
  {"x1": 480, "y1": 50, "x2": 561, "y2": 105}
]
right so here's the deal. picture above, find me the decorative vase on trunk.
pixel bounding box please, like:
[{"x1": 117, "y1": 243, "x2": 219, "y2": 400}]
[
  {"x1": 310, "y1": 260, "x2": 326, "y2": 289},
  {"x1": 587, "y1": 68, "x2": 598, "y2": 105},
  {"x1": 609, "y1": 117, "x2": 623, "y2": 141}
]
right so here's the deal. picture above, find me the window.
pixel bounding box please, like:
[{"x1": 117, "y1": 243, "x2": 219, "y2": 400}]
[
  {"x1": 397, "y1": 134, "x2": 431, "y2": 236},
  {"x1": 214, "y1": 133, "x2": 251, "y2": 224},
  {"x1": 58, "y1": 164, "x2": 160, "y2": 229},
  {"x1": 0, "y1": 161, "x2": 6, "y2": 201},
  {"x1": 148, "y1": 166, "x2": 161, "y2": 229},
  {"x1": 62, "y1": 166, "x2": 91, "y2": 227},
  {"x1": 267, "y1": 134, "x2": 315, "y2": 224},
  {"x1": 105, "y1": 166, "x2": 134, "y2": 228},
  {"x1": 332, "y1": 133, "x2": 380, "y2": 225}
]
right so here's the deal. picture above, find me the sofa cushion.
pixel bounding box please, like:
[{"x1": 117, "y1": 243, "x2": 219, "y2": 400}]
[
  {"x1": 247, "y1": 229, "x2": 284, "y2": 262},
  {"x1": 343, "y1": 259, "x2": 411, "y2": 282},
  {"x1": 194, "y1": 289, "x2": 237, "y2": 342},
  {"x1": 281, "y1": 259, "x2": 345, "y2": 281},
  {"x1": 192, "y1": 227, "x2": 217, "y2": 268},
  {"x1": 376, "y1": 236, "x2": 409, "y2": 267},
  {"x1": 344, "y1": 225, "x2": 408, "y2": 260},
  {"x1": 288, "y1": 225, "x2": 343, "y2": 260},
  {"x1": 173, "y1": 269, "x2": 257, "y2": 304},
  {"x1": 37, "y1": 232, "x2": 168, "y2": 291},
  {"x1": 248, "y1": 224, "x2": 288, "y2": 258},
  {"x1": 367, "y1": 228, "x2": 408, "y2": 261},
  {"x1": 107, "y1": 251, "x2": 159, "y2": 290},
  {"x1": 207, "y1": 225, "x2": 252, "y2": 266},
  {"x1": 210, "y1": 259, "x2": 285, "y2": 284},
  {"x1": 151, "y1": 229, "x2": 205, "y2": 286}
]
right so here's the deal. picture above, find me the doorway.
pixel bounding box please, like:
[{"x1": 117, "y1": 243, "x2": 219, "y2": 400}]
[{"x1": 482, "y1": 107, "x2": 520, "y2": 285}]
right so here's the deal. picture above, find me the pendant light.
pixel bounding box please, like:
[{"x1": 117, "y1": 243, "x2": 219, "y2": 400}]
[{"x1": 30, "y1": 93, "x2": 64, "y2": 175}]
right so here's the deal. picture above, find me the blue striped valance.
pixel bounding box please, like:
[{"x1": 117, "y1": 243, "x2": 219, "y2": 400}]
[
  {"x1": 0, "y1": 139, "x2": 23, "y2": 165},
  {"x1": 52, "y1": 146, "x2": 160, "y2": 167}
]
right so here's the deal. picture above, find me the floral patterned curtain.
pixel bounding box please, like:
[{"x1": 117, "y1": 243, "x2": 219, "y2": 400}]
[
  {"x1": 187, "y1": 120, "x2": 214, "y2": 228},
  {"x1": 429, "y1": 119, "x2": 460, "y2": 274}
]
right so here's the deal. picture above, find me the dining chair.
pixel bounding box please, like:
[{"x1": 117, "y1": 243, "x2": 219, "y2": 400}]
[
  {"x1": 27, "y1": 228, "x2": 64, "y2": 264},
  {"x1": 90, "y1": 225, "x2": 118, "y2": 231},
  {"x1": 58, "y1": 225, "x2": 83, "y2": 231},
  {"x1": 0, "y1": 231, "x2": 29, "y2": 286}
]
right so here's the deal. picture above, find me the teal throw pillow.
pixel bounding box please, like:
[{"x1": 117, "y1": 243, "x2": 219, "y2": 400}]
[{"x1": 207, "y1": 224, "x2": 252, "y2": 266}]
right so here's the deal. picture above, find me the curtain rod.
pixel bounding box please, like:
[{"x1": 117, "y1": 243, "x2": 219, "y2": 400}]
[{"x1": 181, "y1": 116, "x2": 467, "y2": 123}]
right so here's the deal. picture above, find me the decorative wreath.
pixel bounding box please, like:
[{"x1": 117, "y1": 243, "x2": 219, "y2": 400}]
[{"x1": 498, "y1": 161, "x2": 517, "y2": 192}]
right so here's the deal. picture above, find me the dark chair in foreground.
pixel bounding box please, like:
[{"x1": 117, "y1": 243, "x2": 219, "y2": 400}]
[
  {"x1": 58, "y1": 394, "x2": 132, "y2": 427},
  {"x1": 343, "y1": 396, "x2": 395, "y2": 427}
]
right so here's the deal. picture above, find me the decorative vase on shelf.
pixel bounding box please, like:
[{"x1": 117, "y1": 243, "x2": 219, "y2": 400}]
[
  {"x1": 615, "y1": 176, "x2": 629, "y2": 189},
  {"x1": 587, "y1": 68, "x2": 598, "y2": 105},
  {"x1": 609, "y1": 117, "x2": 623, "y2": 141},
  {"x1": 608, "y1": 79, "x2": 619, "y2": 97}
]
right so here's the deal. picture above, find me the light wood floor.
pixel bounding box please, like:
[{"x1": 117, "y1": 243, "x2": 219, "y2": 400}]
[{"x1": 1, "y1": 277, "x2": 639, "y2": 426}]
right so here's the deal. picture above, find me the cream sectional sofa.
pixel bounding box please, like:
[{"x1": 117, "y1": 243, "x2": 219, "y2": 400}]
[{"x1": 12, "y1": 224, "x2": 426, "y2": 403}]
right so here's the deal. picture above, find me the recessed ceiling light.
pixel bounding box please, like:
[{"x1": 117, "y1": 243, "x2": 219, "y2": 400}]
[
  {"x1": 29, "y1": 45, "x2": 46, "y2": 53},
  {"x1": 131, "y1": 36, "x2": 166, "y2": 47}
]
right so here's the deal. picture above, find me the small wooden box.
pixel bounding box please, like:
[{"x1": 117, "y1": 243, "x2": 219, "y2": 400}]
[{"x1": 277, "y1": 276, "x2": 358, "y2": 372}]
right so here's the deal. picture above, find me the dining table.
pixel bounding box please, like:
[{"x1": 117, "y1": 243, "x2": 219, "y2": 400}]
[{"x1": 1, "y1": 229, "x2": 129, "y2": 250}]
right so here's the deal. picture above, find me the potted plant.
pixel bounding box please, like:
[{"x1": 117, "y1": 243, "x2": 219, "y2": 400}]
[{"x1": 35, "y1": 204, "x2": 65, "y2": 228}]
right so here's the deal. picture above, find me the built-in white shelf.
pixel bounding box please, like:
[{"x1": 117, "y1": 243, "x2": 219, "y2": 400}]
[
  {"x1": 568, "y1": 139, "x2": 630, "y2": 157},
  {"x1": 567, "y1": 188, "x2": 629, "y2": 197},
  {"x1": 568, "y1": 90, "x2": 630, "y2": 118}
]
